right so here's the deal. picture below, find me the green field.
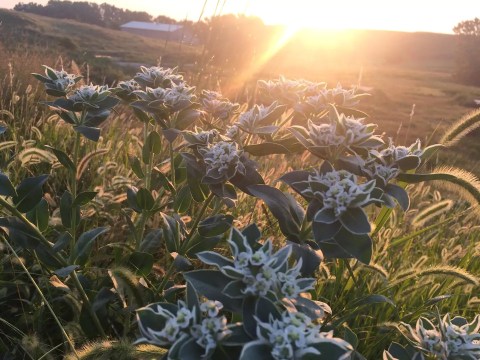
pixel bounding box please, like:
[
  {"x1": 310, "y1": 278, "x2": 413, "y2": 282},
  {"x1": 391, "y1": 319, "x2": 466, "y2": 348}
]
[{"x1": 0, "y1": 8, "x2": 479, "y2": 360}]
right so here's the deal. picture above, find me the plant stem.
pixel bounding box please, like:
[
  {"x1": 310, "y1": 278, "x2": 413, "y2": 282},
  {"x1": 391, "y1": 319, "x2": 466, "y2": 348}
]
[
  {"x1": 0, "y1": 197, "x2": 106, "y2": 337},
  {"x1": 134, "y1": 121, "x2": 154, "y2": 248},
  {"x1": 157, "y1": 260, "x2": 176, "y2": 295},
  {"x1": 179, "y1": 193, "x2": 215, "y2": 254},
  {"x1": 69, "y1": 131, "x2": 81, "y2": 263},
  {"x1": 169, "y1": 141, "x2": 175, "y2": 186},
  {"x1": 70, "y1": 271, "x2": 106, "y2": 337},
  {"x1": 2, "y1": 236, "x2": 79, "y2": 358},
  {"x1": 344, "y1": 260, "x2": 359, "y2": 288}
]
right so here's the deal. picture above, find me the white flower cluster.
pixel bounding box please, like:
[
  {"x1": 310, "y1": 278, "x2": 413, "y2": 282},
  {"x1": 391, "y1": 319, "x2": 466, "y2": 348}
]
[
  {"x1": 257, "y1": 76, "x2": 306, "y2": 104},
  {"x1": 228, "y1": 237, "x2": 314, "y2": 299},
  {"x1": 200, "y1": 90, "x2": 239, "y2": 120},
  {"x1": 163, "y1": 83, "x2": 196, "y2": 109},
  {"x1": 117, "y1": 79, "x2": 140, "y2": 94},
  {"x1": 363, "y1": 139, "x2": 423, "y2": 187},
  {"x1": 256, "y1": 311, "x2": 353, "y2": 360},
  {"x1": 191, "y1": 301, "x2": 231, "y2": 356},
  {"x1": 379, "y1": 138, "x2": 423, "y2": 163},
  {"x1": 135, "y1": 66, "x2": 183, "y2": 87},
  {"x1": 137, "y1": 300, "x2": 231, "y2": 357},
  {"x1": 69, "y1": 84, "x2": 109, "y2": 104},
  {"x1": 225, "y1": 124, "x2": 239, "y2": 139},
  {"x1": 342, "y1": 116, "x2": 377, "y2": 146},
  {"x1": 184, "y1": 129, "x2": 219, "y2": 146},
  {"x1": 307, "y1": 120, "x2": 344, "y2": 147},
  {"x1": 50, "y1": 69, "x2": 77, "y2": 93},
  {"x1": 236, "y1": 102, "x2": 280, "y2": 133},
  {"x1": 199, "y1": 141, "x2": 245, "y2": 183},
  {"x1": 139, "y1": 83, "x2": 195, "y2": 111},
  {"x1": 402, "y1": 315, "x2": 480, "y2": 360},
  {"x1": 318, "y1": 84, "x2": 360, "y2": 108},
  {"x1": 301, "y1": 170, "x2": 375, "y2": 217},
  {"x1": 306, "y1": 115, "x2": 378, "y2": 149}
]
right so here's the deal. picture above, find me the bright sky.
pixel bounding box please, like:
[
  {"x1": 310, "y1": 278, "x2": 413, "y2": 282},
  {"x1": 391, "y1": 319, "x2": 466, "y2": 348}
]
[{"x1": 3, "y1": 0, "x2": 480, "y2": 33}]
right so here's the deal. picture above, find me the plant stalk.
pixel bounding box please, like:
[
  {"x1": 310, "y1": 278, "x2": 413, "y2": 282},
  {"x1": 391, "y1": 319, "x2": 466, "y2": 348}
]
[
  {"x1": 0, "y1": 196, "x2": 106, "y2": 337},
  {"x1": 69, "y1": 131, "x2": 81, "y2": 263},
  {"x1": 2, "y1": 236, "x2": 79, "y2": 358},
  {"x1": 179, "y1": 192, "x2": 215, "y2": 254}
]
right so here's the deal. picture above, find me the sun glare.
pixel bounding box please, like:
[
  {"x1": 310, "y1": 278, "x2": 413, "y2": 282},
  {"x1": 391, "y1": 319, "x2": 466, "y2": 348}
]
[{"x1": 224, "y1": 24, "x2": 300, "y2": 96}]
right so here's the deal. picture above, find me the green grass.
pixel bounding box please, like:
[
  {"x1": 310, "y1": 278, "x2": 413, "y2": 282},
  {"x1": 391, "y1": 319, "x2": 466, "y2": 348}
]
[{"x1": 0, "y1": 13, "x2": 480, "y2": 359}]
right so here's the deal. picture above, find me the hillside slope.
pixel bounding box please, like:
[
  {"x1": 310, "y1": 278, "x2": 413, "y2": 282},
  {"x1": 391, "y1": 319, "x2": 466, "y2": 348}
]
[{"x1": 0, "y1": 9, "x2": 198, "y2": 66}]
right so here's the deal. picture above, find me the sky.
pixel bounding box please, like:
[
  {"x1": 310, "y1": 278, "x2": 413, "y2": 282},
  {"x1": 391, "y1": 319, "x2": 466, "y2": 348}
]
[{"x1": 2, "y1": 0, "x2": 480, "y2": 33}]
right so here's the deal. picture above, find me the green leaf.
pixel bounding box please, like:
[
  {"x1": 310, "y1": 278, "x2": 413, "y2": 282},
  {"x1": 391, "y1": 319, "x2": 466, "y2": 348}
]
[
  {"x1": 247, "y1": 184, "x2": 303, "y2": 241},
  {"x1": 172, "y1": 253, "x2": 193, "y2": 271},
  {"x1": 60, "y1": 191, "x2": 80, "y2": 229},
  {"x1": 128, "y1": 251, "x2": 154, "y2": 276},
  {"x1": 198, "y1": 214, "x2": 234, "y2": 237},
  {"x1": 136, "y1": 188, "x2": 155, "y2": 211},
  {"x1": 129, "y1": 156, "x2": 145, "y2": 178},
  {"x1": 314, "y1": 207, "x2": 337, "y2": 224},
  {"x1": 73, "y1": 227, "x2": 109, "y2": 265},
  {"x1": 185, "y1": 234, "x2": 222, "y2": 256},
  {"x1": 421, "y1": 144, "x2": 444, "y2": 161},
  {"x1": 243, "y1": 297, "x2": 258, "y2": 338},
  {"x1": 396, "y1": 155, "x2": 421, "y2": 171},
  {"x1": 386, "y1": 342, "x2": 414, "y2": 360},
  {"x1": 306, "y1": 341, "x2": 353, "y2": 360},
  {"x1": 72, "y1": 191, "x2": 98, "y2": 206},
  {"x1": 142, "y1": 130, "x2": 162, "y2": 164},
  {"x1": 255, "y1": 297, "x2": 281, "y2": 323},
  {"x1": 139, "y1": 229, "x2": 163, "y2": 253},
  {"x1": 343, "y1": 326, "x2": 359, "y2": 348},
  {"x1": 186, "y1": 281, "x2": 200, "y2": 322},
  {"x1": 183, "y1": 270, "x2": 243, "y2": 312},
  {"x1": 223, "y1": 280, "x2": 246, "y2": 299},
  {"x1": 313, "y1": 220, "x2": 342, "y2": 242},
  {"x1": 74, "y1": 125, "x2": 100, "y2": 142},
  {"x1": 92, "y1": 287, "x2": 117, "y2": 312},
  {"x1": 289, "y1": 296, "x2": 330, "y2": 320},
  {"x1": 54, "y1": 265, "x2": 79, "y2": 278},
  {"x1": 242, "y1": 223, "x2": 262, "y2": 244},
  {"x1": 153, "y1": 168, "x2": 175, "y2": 193},
  {"x1": 339, "y1": 207, "x2": 371, "y2": 235},
  {"x1": 350, "y1": 294, "x2": 396, "y2": 309},
  {"x1": 161, "y1": 213, "x2": 183, "y2": 253},
  {"x1": 13, "y1": 174, "x2": 49, "y2": 213},
  {"x1": 45, "y1": 145, "x2": 75, "y2": 172},
  {"x1": 0, "y1": 216, "x2": 42, "y2": 249},
  {"x1": 196, "y1": 251, "x2": 233, "y2": 268},
  {"x1": 127, "y1": 186, "x2": 141, "y2": 213},
  {"x1": 222, "y1": 324, "x2": 252, "y2": 346},
  {"x1": 334, "y1": 228, "x2": 373, "y2": 264},
  {"x1": 385, "y1": 184, "x2": 410, "y2": 211},
  {"x1": 175, "y1": 108, "x2": 201, "y2": 130},
  {"x1": 178, "y1": 338, "x2": 205, "y2": 360},
  {"x1": 26, "y1": 198, "x2": 49, "y2": 232},
  {"x1": 0, "y1": 172, "x2": 17, "y2": 197},
  {"x1": 52, "y1": 232, "x2": 72, "y2": 252},
  {"x1": 239, "y1": 341, "x2": 274, "y2": 360},
  {"x1": 173, "y1": 186, "x2": 192, "y2": 214},
  {"x1": 288, "y1": 241, "x2": 323, "y2": 276}
]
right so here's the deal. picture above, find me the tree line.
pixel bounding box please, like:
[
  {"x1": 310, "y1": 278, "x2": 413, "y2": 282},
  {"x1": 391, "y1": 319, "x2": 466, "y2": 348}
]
[{"x1": 13, "y1": 1, "x2": 177, "y2": 29}]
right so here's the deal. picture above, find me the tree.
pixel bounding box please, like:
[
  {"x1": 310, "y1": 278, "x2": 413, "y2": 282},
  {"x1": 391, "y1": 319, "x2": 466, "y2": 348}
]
[{"x1": 453, "y1": 18, "x2": 480, "y2": 85}]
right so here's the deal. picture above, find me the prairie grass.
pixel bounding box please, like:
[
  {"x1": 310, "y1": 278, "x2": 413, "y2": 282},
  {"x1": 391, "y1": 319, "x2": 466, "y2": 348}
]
[{"x1": 0, "y1": 19, "x2": 479, "y2": 359}]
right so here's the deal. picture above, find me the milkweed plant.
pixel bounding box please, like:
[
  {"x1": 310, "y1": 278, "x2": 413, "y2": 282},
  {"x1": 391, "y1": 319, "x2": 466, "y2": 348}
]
[{"x1": 0, "y1": 64, "x2": 478, "y2": 359}]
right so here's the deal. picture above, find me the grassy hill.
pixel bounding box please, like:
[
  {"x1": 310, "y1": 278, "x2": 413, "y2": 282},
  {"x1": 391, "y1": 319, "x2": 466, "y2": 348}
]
[
  {"x1": 0, "y1": 9, "x2": 199, "y2": 81},
  {"x1": 1, "y1": 7, "x2": 479, "y2": 173}
]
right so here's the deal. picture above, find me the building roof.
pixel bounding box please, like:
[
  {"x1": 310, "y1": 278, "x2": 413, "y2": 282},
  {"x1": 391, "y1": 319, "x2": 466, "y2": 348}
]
[{"x1": 120, "y1": 21, "x2": 183, "y2": 32}]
